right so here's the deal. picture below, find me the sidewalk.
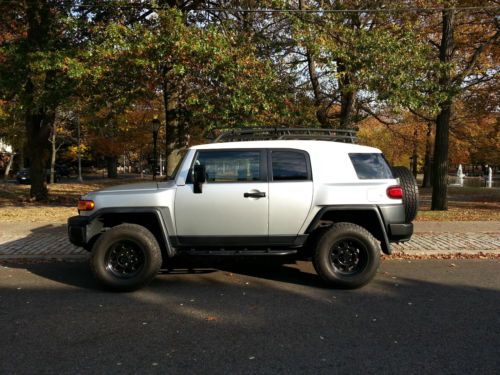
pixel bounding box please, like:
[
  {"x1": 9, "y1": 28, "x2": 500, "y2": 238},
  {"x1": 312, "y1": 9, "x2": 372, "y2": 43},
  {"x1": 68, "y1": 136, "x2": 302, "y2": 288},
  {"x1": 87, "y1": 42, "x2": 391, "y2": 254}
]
[{"x1": 0, "y1": 221, "x2": 499, "y2": 260}]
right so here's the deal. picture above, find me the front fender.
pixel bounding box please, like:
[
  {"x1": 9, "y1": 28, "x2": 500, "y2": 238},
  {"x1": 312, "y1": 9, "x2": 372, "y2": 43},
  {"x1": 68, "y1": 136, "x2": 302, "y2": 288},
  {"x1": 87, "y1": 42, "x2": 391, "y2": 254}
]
[{"x1": 68, "y1": 207, "x2": 176, "y2": 257}]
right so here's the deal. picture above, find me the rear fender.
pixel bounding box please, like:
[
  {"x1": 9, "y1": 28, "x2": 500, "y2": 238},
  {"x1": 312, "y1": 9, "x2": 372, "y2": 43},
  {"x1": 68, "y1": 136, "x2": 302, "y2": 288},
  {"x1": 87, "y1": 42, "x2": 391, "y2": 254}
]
[{"x1": 306, "y1": 205, "x2": 392, "y2": 255}]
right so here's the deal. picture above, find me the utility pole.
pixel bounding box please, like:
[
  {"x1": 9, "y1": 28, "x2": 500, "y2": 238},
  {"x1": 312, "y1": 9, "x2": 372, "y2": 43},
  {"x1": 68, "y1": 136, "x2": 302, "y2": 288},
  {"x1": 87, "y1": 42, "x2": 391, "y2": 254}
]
[
  {"x1": 159, "y1": 154, "x2": 163, "y2": 177},
  {"x1": 77, "y1": 115, "x2": 83, "y2": 182}
]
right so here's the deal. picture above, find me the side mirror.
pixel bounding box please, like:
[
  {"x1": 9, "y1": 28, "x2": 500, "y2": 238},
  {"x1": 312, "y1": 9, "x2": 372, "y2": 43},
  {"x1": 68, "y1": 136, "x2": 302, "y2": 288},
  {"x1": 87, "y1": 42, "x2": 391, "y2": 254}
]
[{"x1": 193, "y1": 164, "x2": 206, "y2": 194}]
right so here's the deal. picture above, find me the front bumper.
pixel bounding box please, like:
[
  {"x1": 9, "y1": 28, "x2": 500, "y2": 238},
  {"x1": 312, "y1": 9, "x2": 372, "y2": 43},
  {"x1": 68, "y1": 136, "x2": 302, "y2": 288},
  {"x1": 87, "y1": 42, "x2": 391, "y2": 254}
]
[{"x1": 68, "y1": 216, "x2": 90, "y2": 247}]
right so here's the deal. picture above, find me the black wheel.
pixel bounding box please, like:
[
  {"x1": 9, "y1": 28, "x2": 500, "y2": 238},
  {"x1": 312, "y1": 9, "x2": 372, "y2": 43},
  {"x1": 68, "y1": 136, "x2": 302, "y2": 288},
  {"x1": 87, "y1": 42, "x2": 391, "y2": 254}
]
[
  {"x1": 90, "y1": 224, "x2": 162, "y2": 292},
  {"x1": 313, "y1": 223, "x2": 380, "y2": 289},
  {"x1": 392, "y1": 166, "x2": 419, "y2": 223}
]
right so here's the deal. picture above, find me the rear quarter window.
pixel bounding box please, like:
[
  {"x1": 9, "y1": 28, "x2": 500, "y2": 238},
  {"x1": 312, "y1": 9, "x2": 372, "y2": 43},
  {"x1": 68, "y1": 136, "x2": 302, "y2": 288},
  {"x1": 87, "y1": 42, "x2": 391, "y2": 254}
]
[{"x1": 349, "y1": 153, "x2": 393, "y2": 179}]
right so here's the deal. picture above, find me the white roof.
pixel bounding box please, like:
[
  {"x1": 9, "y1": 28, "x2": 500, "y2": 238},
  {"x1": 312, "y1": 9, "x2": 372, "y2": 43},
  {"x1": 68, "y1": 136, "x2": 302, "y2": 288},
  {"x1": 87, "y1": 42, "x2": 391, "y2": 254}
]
[{"x1": 192, "y1": 140, "x2": 381, "y2": 154}]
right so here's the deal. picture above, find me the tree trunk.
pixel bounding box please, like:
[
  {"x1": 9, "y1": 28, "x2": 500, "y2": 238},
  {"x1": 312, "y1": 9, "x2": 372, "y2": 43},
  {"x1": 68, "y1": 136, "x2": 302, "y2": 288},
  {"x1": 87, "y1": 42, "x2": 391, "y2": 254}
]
[
  {"x1": 431, "y1": 9, "x2": 455, "y2": 211},
  {"x1": 422, "y1": 122, "x2": 433, "y2": 188},
  {"x1": 411, "y1": 126, "x2": 418, "y2": 178},
  {"x1": 25, "y1": 108, "x2": 52, "y2": 201},
  {"x1": 106, "y1": 156, "x2": 118, "y2": 179},
  {"x1": 298, "y1": 0, "x2": 329, "y2": 127},
  {"x1": 338, "y1": 60, "x2": 356, "y2": 129},
  {"x1": 24, "y1": 1, "x2": 54, "y2": 201},
  {"x1": 162, "y1": 71, "x2": 180, "y2": 175},
  {"x1": 18, "y1": 147, "x2": 24, "y2": 171},
  {"x1": 431, "y1": 101, "x2": 452, "y2": 210},
  {"x1": 3, "y1": 152, "x2": 14, "y2": 182}
]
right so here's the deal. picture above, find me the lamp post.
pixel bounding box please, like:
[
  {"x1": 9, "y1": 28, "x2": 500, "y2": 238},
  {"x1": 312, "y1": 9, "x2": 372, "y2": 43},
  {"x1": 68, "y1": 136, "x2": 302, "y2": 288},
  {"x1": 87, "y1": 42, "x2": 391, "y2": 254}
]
[{"x1": 151, "y1": 118, "x2": 161, "y2": 180}]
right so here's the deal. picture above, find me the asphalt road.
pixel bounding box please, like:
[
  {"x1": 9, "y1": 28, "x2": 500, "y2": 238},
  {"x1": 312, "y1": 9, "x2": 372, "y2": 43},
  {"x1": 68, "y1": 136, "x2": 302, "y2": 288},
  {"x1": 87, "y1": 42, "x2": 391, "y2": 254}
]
[{"x1": 0, "y1": 259, "x2": 499, "y2": 374}]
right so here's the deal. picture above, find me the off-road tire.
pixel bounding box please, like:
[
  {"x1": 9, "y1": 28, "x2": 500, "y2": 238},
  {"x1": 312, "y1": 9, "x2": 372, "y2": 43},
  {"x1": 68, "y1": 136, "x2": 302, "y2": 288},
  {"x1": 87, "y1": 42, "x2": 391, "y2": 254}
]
[
  {"x1": 90, "y1": 223, "x2": 162, "y2": 292},
  {"x1": 313, "y1": 223, "x2": 380, "y2": 289},
  {"x1": 392, "y1": 166, "x2": 419, "y2": 223}
]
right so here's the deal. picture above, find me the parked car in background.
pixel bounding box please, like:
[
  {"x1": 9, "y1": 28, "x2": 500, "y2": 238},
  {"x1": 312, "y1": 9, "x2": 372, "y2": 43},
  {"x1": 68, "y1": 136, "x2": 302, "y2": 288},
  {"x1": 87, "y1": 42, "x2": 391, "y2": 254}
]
[
  {"x1": 15, "y1": 169, "x2": 31, "y2": 184},
  {"x1": 16, "y1": 168, "x2": 61, "y2": 184}
]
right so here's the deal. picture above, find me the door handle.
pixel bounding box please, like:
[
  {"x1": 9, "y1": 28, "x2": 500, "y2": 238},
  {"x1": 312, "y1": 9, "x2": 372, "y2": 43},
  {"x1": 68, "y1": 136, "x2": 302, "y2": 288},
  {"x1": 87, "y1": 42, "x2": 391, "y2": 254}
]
[{"x1": 244, "y1": 191, "x2": 266, "y2": 198}]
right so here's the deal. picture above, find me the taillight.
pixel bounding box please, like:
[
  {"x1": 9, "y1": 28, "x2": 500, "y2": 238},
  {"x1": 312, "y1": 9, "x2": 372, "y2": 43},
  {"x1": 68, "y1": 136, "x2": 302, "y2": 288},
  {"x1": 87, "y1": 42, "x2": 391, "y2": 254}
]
[
  {"x1": 78, "y1": 199, "x2": 95, "y2": 211},
  {"x1": 387, "y1": 186, "x2": 403, "y2": 199}
]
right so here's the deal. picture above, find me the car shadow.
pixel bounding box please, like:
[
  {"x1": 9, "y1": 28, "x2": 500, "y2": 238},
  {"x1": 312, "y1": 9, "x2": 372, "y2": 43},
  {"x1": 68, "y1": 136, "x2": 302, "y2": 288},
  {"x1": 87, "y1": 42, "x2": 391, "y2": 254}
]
[
  {"x1": 1, "y1": 224, "x2": 322, "y2": 290},
  {"x1": 2, "y1": 257, "x2": 320, "y2": 291}
]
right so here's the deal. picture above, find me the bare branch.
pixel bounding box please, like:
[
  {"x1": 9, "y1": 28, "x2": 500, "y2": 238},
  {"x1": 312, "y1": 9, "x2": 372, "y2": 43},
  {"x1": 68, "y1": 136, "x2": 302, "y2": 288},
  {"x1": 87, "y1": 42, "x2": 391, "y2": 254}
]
[
  {"x1": 429, "y1": 39, "x2": 440, "y2": 50},
  {"x1": 453, "y1": 29, "x2": 500, "y2": 86},
  {"x1": 360, "y1": 105, "x2": 398, "y2": 126},
  {"x1": 408, "y1": 108, "x2": 434, "y2": 122}
]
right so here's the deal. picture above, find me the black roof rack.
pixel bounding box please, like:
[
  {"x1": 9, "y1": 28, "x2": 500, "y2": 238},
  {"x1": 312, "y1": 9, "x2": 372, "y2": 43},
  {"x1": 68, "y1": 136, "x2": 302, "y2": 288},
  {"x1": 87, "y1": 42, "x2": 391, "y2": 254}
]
[{"x1": 209, "y1": 127, "x2": 358, "y2": 144}]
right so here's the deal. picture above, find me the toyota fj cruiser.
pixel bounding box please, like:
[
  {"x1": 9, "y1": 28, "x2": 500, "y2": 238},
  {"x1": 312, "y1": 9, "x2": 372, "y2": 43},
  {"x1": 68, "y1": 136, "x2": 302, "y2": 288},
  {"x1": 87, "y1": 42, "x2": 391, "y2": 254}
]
[{"x1": 68, "y1": 128, "x2": 417, "y2": 291}]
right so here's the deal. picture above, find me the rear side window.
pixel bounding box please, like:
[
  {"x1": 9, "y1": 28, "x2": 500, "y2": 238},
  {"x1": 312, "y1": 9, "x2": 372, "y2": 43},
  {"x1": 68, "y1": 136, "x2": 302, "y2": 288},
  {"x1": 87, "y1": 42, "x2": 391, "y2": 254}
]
[
  {"x1": 271, "y1": 151, "x2": 310, "y2": 181},
  {"x1": 349, "y1": 153, "x2": 393, "y2": 179}
]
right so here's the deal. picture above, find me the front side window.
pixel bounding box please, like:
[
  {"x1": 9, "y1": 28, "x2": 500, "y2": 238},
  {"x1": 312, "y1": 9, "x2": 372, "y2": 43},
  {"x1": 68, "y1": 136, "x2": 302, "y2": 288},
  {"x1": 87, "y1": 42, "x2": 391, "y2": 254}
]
[
  {"x1": 271, "y1": 151, "x2": 309, "y2": 181},
  {"x1": 194, "y1": 150, "x2": 262, "y2": 182},
  {"x1": 349, "y1": 153, "x2": 393, "y2": 179}
]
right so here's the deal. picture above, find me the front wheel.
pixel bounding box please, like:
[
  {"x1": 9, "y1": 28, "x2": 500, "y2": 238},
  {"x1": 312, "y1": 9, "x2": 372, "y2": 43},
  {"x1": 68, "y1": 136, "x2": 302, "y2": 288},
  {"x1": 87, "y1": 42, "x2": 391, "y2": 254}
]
[
  {"x1": 313, "y1": 223, "x2": 380, "y2": 289},
  {"x1": 90, "y1": 223, "x2": 162, "y2": 292}
]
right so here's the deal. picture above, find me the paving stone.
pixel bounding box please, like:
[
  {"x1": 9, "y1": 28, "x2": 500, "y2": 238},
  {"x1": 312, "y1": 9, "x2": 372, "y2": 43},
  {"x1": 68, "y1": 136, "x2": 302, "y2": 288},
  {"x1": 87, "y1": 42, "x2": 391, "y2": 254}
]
[{"x1": 0, "y1": 223, "x2": 499, "y2": 259}]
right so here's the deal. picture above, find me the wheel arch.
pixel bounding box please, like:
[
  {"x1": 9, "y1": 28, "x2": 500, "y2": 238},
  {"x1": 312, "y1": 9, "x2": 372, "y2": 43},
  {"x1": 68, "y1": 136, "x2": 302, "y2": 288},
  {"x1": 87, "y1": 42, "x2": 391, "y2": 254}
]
[
  {"x1": 86, "y1": 207, "x2": 175, "y2": 257},
  {"x1": 305, "y1": 205, "x2": 391, "y2": 255}
]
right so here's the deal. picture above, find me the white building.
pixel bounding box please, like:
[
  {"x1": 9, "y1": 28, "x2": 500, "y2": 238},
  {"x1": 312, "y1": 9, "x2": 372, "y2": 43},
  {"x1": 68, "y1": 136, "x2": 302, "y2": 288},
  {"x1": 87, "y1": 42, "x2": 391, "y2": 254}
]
[{"x1": 0, "y1": 138, "x2": 13, "y2": 153}]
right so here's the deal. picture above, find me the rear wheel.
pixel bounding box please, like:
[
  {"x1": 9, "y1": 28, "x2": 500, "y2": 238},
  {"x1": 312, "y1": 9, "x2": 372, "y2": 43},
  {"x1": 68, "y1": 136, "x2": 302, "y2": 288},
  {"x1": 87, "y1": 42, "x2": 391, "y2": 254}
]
[
  {"x1": 392, "y1": 166, "x2": 419, "y2": 223},
  {"x1": 90, "y1": 223, "x2": 162, "y2": 292},
  {"x1": 313, "y1": 223, "x2": 380, "y2": 289}
]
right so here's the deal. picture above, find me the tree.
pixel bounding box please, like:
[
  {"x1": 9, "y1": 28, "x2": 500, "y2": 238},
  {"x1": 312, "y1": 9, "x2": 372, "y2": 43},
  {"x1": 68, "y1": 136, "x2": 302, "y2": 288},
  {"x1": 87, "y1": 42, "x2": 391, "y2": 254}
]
[
  {"x1": 0, "y1": 0, "x2": 84, "y2": 200},
  {"x1": 291, "y1": 1, "x2": 432, "y2": 129},
  {"x1": 428, "y1": 3, "x2": 499, "y2": 210}
]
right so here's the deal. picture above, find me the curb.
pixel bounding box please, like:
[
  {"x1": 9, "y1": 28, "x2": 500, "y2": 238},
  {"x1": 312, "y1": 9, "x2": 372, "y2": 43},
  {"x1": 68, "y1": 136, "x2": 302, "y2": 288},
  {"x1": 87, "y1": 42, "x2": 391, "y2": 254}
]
[
  {"x1": 1, "y1": 251, "x2": 499, "y2": 262},
  {"x1": 0, "y1": 254, "x2": 89, "y2": 261}
]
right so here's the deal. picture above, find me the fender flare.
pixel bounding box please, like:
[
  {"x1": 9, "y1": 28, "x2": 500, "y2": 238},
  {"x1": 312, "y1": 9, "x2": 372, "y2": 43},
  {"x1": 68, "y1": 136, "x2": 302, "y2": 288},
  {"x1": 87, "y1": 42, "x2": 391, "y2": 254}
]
[
  {"x1": 86, "y1": 207, "x2": 175, "y2": 257},
  {"x1": 305, "y1": 205, "x2": 392, "y2": 255}
]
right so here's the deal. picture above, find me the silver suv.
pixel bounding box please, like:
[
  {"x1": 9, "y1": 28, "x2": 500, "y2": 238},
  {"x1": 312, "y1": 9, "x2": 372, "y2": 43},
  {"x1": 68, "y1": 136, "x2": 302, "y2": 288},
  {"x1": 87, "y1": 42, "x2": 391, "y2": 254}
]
[{"x1": 68, "y1": 129, "x2": 417, "y2": 291}]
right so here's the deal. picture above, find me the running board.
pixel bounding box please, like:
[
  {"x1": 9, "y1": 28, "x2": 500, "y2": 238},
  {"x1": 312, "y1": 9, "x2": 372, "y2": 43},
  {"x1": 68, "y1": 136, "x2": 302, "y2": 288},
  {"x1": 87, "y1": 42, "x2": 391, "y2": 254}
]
[{"x1": 180, "y1": 249, "x2": 298, "y2": 256}]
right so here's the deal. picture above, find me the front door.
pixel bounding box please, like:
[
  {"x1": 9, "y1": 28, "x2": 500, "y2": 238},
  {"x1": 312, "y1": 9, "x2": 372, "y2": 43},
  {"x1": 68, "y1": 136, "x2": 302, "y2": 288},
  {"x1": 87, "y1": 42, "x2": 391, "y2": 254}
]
[{"x1": 174, "y1": 149, "x2": 268, "y2": 245}]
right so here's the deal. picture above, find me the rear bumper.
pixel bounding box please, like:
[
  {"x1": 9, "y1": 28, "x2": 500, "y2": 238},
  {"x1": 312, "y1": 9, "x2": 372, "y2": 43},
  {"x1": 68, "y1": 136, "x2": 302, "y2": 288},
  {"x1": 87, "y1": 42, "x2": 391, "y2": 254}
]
[
  {"x1": 68, "y1": 216, "x2": 90, "y2": 247},
  {"x1": 378, "y1": 205, "x2": 414, "y2": 243},
  {"x1": 388, "y1": 223, "x2": 413, "y2": 242}
]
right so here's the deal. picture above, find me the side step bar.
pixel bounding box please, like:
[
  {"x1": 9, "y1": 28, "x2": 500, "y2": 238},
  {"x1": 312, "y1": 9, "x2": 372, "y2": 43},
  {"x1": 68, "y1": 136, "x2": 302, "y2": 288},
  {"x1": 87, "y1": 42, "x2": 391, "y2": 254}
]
[{"x1": 180, "y1": 249, "x2": 298, "y2": 256}]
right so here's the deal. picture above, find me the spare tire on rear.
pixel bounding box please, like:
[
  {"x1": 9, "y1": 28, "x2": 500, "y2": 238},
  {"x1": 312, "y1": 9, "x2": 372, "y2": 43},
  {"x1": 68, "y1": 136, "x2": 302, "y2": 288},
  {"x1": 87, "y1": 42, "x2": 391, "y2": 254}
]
[{"x1": 391, "y1": 166, "x2": 419, "y2": 223}]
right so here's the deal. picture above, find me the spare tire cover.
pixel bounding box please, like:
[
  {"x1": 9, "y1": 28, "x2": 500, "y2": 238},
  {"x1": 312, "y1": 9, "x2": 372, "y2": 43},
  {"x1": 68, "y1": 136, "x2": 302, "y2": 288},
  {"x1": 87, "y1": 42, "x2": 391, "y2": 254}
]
[{"x1": 391, "y1": 166, "x2": 419, "y2": 223}]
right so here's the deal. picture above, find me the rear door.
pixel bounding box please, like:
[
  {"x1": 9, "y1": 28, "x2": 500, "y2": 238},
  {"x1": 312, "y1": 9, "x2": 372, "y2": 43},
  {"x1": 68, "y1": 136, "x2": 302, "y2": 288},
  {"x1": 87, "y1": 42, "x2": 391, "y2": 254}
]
[{"x1": 268, "y1": 149, "x2": 313, "y2": 236}]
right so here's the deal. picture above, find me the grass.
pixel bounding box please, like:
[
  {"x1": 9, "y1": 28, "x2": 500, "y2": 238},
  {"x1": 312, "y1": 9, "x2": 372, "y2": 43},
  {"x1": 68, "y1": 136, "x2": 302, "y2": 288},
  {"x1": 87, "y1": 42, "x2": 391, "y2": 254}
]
[
  {"x1": 417, "y1": 187, "x2": 500, "y2": 221},
  {"x1": 1, "y1": 178, "x2": 499, "y2": 223},
  {"x1": 0, "y1": 177, "x2": 148, "y2": 223}
]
